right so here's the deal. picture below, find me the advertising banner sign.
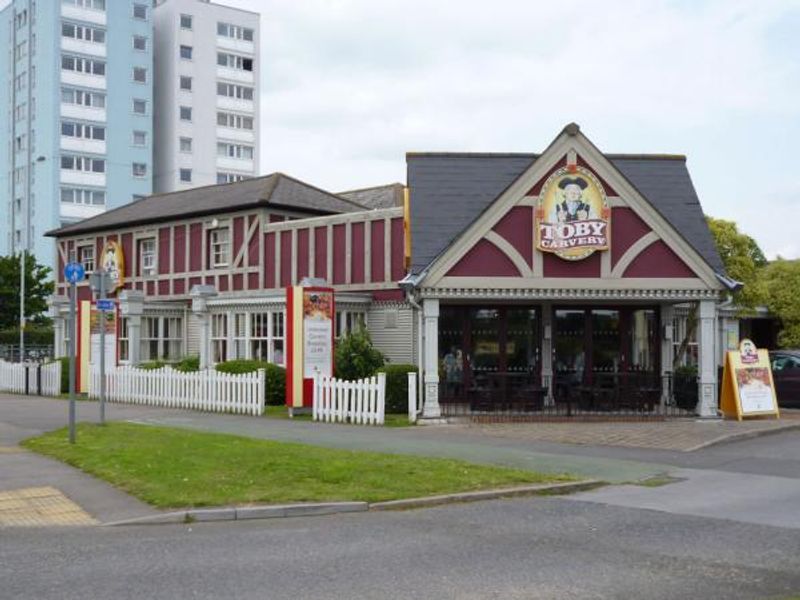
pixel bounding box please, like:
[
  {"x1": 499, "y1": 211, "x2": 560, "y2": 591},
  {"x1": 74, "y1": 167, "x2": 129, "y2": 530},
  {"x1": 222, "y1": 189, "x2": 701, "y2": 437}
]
[{"x1": 720, "y1": 339, "x2": 780, "y2": 420}]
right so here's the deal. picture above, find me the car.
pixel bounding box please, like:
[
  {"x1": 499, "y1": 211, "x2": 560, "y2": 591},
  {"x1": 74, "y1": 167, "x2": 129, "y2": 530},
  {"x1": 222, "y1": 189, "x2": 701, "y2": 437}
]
[{"x1": 769, "y1": 350, "x2": 800, "y2": 409}]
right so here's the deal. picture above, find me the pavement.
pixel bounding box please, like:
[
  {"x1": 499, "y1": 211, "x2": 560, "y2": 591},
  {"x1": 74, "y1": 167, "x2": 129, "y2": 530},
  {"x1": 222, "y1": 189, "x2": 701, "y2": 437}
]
[{"x1": 2, "y1": 394, "x2": 800, "y2": 531}]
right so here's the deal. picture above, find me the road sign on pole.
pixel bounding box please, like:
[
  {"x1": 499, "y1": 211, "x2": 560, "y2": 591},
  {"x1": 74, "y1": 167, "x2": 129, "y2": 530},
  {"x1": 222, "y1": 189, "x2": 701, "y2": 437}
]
[
  {"x1": 64, "y1": 262, "x2": 85, "y2": 285},
  {"x1": 96, "y1": 299, "x2": 115, "y2": 312},
  {"x1": 89, "y1": 270, "x2": 114, "y2": 426}
]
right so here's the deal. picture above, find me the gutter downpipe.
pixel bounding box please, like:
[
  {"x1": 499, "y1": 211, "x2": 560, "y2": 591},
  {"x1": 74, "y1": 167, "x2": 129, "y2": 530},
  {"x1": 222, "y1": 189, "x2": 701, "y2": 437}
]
[{"x1": 400, "y1": 273, "x2": 425, "y2": 418}]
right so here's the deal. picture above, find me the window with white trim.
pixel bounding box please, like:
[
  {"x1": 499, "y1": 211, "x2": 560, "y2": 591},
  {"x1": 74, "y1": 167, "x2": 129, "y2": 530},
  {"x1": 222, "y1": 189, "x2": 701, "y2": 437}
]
[
  {"x1": 179, "y1": 45, "x2": 193, "y2": 60},
  {"x1": 132, "y1": 162, "x2": 147, "y2": 177},
  {"x1": 61, "y1": 187, "x2": 105, "y2": 205},
  {"x1": 62, "y1": 0, "x2": 106, "y2": 10},
  {"x1": 226, "y1": 311, "x2": 285, "y2": 365},
  {"x1": 132, "y1": 99, "x2": 147, "y2": 114},
  {"x1": 133, "y1": 3, "x2": 147, "y2": 20},
  {"x1": 179, "y1": 169, "x2": 192, "y2": 183},
  {"x1": 179, "y1": 106, "x2": 192, "y2": 121},
  {"x1": 217, "y1": 22, "x2": 254, "y2": 41},
  {"x1": 133, "y1": 66, "x2": 147, "y2": 83},
  {"x1": 217, "y1": 111, "x2": 254, "y2": 130},
  {"x1": 179, "y1": 76, "x2": 192, "y2": 91},
  {"x1": 61, "y1": 154, "x2": 105, "y2": 173},
  {"x1": 162, "y1": 317, "x2": 183, "y2": 360},
  {"x1": 77, "y1": 245, "x2": 94, "y2": 273},
  {"x1": 62, "y1": 22, "x2": 105, "y2": 43},
  {"x1": 61, "y1": 121, "x2": 105, "y2": 140},
  {"x1": 132, "y1": 130, "x2": 147, "y2": 146},
  {"x1": 216, "y1": 172, "x2": 249, "y2": 184},
  {"x1": 132, "y1": 35, "x2": 147, "y2": 51},
  {"x1": 209, "y1": 228, "x2": 230, "y2": 267},
  {"x1": 217, "y1": 52, "x2": 253, "y2": 71},
  {"x1": 335, "y1": 310, "x2": 367, "y2": 339},
  {"x1": 217, "y1": 142, "x2": 253, "y2": 160},
  {"x1": 141, "y1": 317, "x2": 159, "y2": 361},
  {"x1": 62, "y1": 87, "x2": 105, "y2": 108},
  {"x1": 180, "y1": 14, "x2": 193, "y2": 29},
  {"x1": 138, "y1": 238, "x2": 156, "y2": 275},
  {"x1": 211, "y1": 314, "x2": 228, "y2": 363},
  {"x1": 118, "y1": 317, "x2": 129, "y2": 362},
  {"x1": 179, "y1": 137, "x2": 192, "y2": 153},
  {"x1": 216, "y1": 82, "x2": 253, "y2": 100},
  {"x1": 61, "y1": 55, "x2": 105, "y2": 75}
]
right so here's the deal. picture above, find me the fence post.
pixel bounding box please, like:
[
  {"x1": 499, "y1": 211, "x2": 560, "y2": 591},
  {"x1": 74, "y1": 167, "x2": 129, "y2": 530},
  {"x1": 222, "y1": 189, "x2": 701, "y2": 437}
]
[
  {"x1": 408, "y1": 372, "x2": 417, "y2": 424},
  {"x1": 377, "y1": 372, "x2": 386, "y2": 425}
]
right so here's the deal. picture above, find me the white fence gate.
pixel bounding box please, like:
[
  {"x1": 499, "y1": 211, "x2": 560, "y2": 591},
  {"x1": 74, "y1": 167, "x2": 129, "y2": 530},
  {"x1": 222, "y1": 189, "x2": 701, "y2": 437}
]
[
  {"x1": 313, "y1": 373, "x2": 386, "y2": 425},
  {"x1": 88, "y1": 366, "x2": 265, "y2": 416},
  {"x1": 0, "y1": 360, "x2": 61, "y2": 397}
]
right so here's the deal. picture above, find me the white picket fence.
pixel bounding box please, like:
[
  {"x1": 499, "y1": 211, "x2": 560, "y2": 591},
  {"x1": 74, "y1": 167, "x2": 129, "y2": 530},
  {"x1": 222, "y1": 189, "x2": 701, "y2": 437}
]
[
  {"x1": 0, "y1": 360, "x2": 61, "y2": 397},
  {"x1": 88, "y1": 365, "x2": 265, "y2": 416},
  {"x1": 313, "y1": 372, "x2": 386, "y2": 425}
]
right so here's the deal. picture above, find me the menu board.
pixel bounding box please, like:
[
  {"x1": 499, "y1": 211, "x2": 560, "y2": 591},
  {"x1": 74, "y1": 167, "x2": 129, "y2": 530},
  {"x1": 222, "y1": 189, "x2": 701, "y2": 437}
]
[{"x1": 720, "y1": 339, "x2": 779, "y2": 420}]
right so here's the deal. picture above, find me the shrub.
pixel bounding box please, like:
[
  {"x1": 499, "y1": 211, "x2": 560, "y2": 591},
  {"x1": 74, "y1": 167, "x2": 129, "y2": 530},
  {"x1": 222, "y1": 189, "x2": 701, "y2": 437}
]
[
  {"x1": 138, "y1": 360, "x2": 166, "y2": 370},
  {"x1": 53, "y1": 357, "x2": 70, "y2": 394},
  {"x1": 0, "y1": 325, "x2": 53, "y2": 346},
  {"x1": 174, "y1": 355, "x2": 200, "y2": 373},
  {"x1": 215, "y1": 359, "x2": 286, "y2": 406},
  {"x1": 334, "y1": 328, "x2": 384, "y2": 381},
  {"x1": 377, "y1": 364, "x2": 418, "y2": 414}
]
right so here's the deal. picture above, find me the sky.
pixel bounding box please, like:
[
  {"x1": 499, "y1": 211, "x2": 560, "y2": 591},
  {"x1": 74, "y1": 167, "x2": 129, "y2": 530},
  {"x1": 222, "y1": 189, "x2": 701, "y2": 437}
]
[{"x1": 218, "y1": 0, "x2": 799, "y2": 259}]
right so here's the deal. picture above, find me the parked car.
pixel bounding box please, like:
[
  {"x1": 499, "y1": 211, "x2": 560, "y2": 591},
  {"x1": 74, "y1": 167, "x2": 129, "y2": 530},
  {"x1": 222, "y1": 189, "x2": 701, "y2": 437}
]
[{"x1": 769, "y1": 351, "x2": 800, "y2": 409}]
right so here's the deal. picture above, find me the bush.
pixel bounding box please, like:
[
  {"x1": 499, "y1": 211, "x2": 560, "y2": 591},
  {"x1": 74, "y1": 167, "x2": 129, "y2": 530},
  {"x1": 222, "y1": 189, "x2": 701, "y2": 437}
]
[
  {"x1": 174, "y1": 355, "x2": 200, "y2": 373},
  {"x1": 52, "y1": 357, "x2": 70, "y2": 394},
  {"x1": 377, "y1": 364, "x2": 418, "y2": 414},
  {"x1": 0, "y1": 325, "x2": 53, "y2": 346},
  {"x1": 215, "y1": 359, "x2": 286, "y2": 406},
  {"x1": 138, "y1": 360, "x2": 167, "y2": 371},
  {"x1": 334, "y1": 328, "x2": 384, "y2": 381}
]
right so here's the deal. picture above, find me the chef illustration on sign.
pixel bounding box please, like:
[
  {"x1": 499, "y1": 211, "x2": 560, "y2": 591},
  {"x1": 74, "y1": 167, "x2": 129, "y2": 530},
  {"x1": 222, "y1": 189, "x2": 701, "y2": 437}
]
[{"x1": 556, "y1": 177, "x2": 592, "y2": 223}]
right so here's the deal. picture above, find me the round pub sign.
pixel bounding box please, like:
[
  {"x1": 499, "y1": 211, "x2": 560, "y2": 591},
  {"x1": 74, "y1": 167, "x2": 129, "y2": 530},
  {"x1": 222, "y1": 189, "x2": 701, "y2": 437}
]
[{"x1": 535, "y1": 166, "x2": 610, "y2": 261}]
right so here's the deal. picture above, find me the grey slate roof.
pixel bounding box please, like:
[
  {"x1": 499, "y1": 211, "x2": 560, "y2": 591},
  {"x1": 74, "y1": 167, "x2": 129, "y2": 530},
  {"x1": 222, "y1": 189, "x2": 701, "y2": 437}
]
[
  {"x1": 47, "y1": 173, "x2": 367, "y2": 237},
  {"x1": 338, "y1": 183, "x2": 405, "y2": 209},
  {"x1": 407, "y1": 153, "x2": 725, "y2": 276}
]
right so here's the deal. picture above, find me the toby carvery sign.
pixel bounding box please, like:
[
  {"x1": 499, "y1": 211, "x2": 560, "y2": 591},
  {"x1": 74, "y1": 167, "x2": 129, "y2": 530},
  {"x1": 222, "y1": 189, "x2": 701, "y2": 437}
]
[{"x1": 535, "y1": 166, "x2": 610, "y2": 261}]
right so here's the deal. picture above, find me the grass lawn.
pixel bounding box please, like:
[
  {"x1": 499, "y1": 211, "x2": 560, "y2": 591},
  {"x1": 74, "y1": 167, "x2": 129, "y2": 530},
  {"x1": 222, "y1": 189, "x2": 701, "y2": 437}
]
[
  {"x1": 263, "y1": 405, "x2": 411, "y2": 427},
  {"x1": 22, "y1": 422, "x2": 575, "y2": 509}
]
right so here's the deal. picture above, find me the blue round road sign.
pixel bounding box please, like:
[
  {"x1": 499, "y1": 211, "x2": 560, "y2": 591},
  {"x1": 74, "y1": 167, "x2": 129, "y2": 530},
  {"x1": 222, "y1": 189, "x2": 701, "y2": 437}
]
[{"x1": 64, "y1": 262, "x2": 85, "y2": 284}]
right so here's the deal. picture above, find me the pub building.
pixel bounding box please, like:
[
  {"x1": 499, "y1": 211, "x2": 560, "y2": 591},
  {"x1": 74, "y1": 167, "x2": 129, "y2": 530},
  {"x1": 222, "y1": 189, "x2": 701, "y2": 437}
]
[{"x1": 48, "y1": 124, "x2": 740, "y2": 419}]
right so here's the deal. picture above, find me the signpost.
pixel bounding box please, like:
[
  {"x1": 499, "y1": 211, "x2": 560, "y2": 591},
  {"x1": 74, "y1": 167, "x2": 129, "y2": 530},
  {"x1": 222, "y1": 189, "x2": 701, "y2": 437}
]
[
  {"x1": 89, "y1": 271, "x2": 114, "y2": 425},
  {"x1": 64, "y1": 261, "x2": 85, "y2": 444}
]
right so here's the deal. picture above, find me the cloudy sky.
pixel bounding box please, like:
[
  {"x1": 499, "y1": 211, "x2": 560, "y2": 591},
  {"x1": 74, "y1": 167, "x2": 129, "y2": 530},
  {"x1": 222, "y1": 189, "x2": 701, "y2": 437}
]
[{"x1": 217, "y1": 0, "x2": 798, "y2": 259}]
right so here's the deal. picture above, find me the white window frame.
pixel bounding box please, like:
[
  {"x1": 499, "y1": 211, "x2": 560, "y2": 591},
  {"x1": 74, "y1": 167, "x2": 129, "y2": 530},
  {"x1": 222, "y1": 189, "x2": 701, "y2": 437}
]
[
  {"x1": 77, "y1": 244, "x2": 95, "y2": 273},
  {"x1": 139, "y1": 238, "x2": 156, "y2": 275},
  {"x1": 209, "y1": 228, "x2": 230, "y2": 268}
]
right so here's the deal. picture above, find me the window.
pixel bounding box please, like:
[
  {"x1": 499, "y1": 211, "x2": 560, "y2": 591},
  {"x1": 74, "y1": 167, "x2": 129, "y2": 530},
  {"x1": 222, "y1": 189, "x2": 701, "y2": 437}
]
[
  {"x1": 217, "y1": 52, "x2": 254, "y2": 72},
  {"x1": 211, "y1": 314, "x2": 228, "y2": 363},
  {"x1": 217, "y1": 111, "x2": 254, "y2": 130},
  {"x1": 133, "y1": 35, "x2": 147, "y2": 51},
  {"x1": 217, "y1": 22, "x2": 254, "y2": 41},
  {"x1": 210, "y1": 228, "x2": 230, "y2": 267},
  {"x1": 62, "y1": 22, "x2": 105, "y2": 43},
  {"x1": 179, "y1": 168, "x2": 192, "y2": 182},
  {"x1": 217, "y1": 142, "x2": 254, "y2": 160},
  {"x1": 179, "y1": 106, "x2": 192, "y2": 121},
  {"x1": 217, "y1": 172, "x2": 249, "y2": 184},
  {"x1": 162, "y1": 317, "x2": 183, "y2": 359},
  {"x1": 141, "y1": 317, "x2": 159, "y2": 360},
  {"x1": 179, "y1": 137, "x2": 192, "y2": 152},
  {"x1": 61, "y1": 55, "x2": 105, "y2": 75},
  {"x1": 62, "y1": 87, "x2": 105, "y2": 108},
  {"x1": 61, "y1": 121, "x2": 105, "y2": 140},
  {"x1": 133, "y1": 67, "x2": 147, "y2": 83},
  {"x1": 138, "y1": 238, "x2": 156, "y2": 275},
  {"x1": 61, "y1": 155, "x2": 105, "y2": 173},
  {"x1": 62, "y1": 0, "x2": 105, "y2": 9},
  {"x1": 335, "y1": 310, "x2": 366, "y2": 339},
  {"x1": 217, "y1": 82, "x2": 254, "y2": 100},
  {"x1": 77, "y1": 245, "x2": 95, "y2": 273},
  {"x1": 133, "y1": 99, "x2": 147, "y2": 114},
  {"x1": 61, "y1": 187, "x2": 105, "y2": 205},
  {"x1": 132, "y1": 130, "x2": 147, "y2": 146},
  {"x1": 179, "y1": 76, "x2": 192, "y2": 91},
  {"x1": 132, "y1": 162, "x2": 147, "y2": 177},
  {"x1": 179, "y1": 45, "x2": 193, "y2": 60},
  {"x1": 118, "y1": 317, "x2": 129, "y2": 362},
  {"x1": 133, "y1": 3, "x2": 147, "y2": 20},
  {"x1": 180, "y1": 14, "x2": 193, "y2": 29}
]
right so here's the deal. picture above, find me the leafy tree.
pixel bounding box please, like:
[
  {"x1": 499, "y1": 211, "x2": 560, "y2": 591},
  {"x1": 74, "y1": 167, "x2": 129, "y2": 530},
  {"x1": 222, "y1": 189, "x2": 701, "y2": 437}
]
[
  {"x1": 334, "y1": 327, "x2": 385, "y2": 380},
  {"x1": 763, "y1": 259, "x2": 800, "y2": 348},
  {"x1": 0, "y1": 254, "x2": 54, "y2": 330},
  {"x1": 706, "y1": 217, "x2": 767, "y2": 313}
]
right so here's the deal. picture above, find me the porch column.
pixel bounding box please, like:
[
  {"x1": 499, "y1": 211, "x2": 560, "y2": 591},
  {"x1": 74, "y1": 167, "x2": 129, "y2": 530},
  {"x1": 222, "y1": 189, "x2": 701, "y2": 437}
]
[
  {"x1": 541, "y1": 302, "x2": 554, "y2": 404},
  {"x1": 190, "y1": 285, "x2": 218, "y2": 370},
  {"x1": 660, "y1": 304, "x2": 675, "y2": 405},
  {"x1": 47, "y1": 295, "x2": 69, "y2": 358},
  {"x1": 697, "y1": 300, "x2": 718, "y2": 418},
  {"x1": 422, "y1": 299, "x2": 441, "y2": 419},
  {"x1": 119, "y1": 290, "x2": 145, "y2": 365}
]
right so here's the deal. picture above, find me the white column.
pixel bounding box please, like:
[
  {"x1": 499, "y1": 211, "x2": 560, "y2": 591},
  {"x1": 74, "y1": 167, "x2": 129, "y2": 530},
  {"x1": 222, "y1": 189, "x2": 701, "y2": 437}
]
[
  {"x1": 697, "y1": 300, "x2": 718, "y2": 418},
  {"x1": 422, "y1": 298, "x2": 441, "y2": 419},
  {"x1": 190, "y1": 285, "x2": 218, "y2": 370},
  {"x1": 119, "y1": 290, "x2": 145, "y2": 366},
  {"x1": 48, "y1": 295, "x2": 69, "y2": 358},
  {"x1": 660, "y1": 304, "x2": 675, "y2": 405},
  {"x1": 541, "y1": 302, "x2": 554, "y2": 404}
]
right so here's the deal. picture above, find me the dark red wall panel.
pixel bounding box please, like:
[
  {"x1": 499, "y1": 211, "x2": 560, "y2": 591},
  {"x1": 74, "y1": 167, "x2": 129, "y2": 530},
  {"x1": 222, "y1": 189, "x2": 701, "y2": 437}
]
[
  {"x1": 219, "y1": 275, "x2": 229, "y2": 292},
  {"x1": 173, "y1": 279, "x2": 185, "y2": 296},
  {"x1": 332, "y1": 224, "x2": 346, "y2": 284},
  {"x1": 265, "y1": 232, "x2": 275, "y2": 288},
  {"x1": 611, "y1": 208, "x2": 651, "y2": 268},
  {"x1": 158, "y1": 280, "x2": 169, "y2": 295},
  {"x1": 297, "y1": 228, "x2": 310, "y2": 281},
  {"x1": 448, "y1": 239, "x2": 520, "y2": 277},
  {"x1": 280, "y1": 231, "x2": 292, "y2": 287},
  {"x1": 248, "y1": 272, "x2": 259, "y2": 290},
  {"x1": 372, "y1": 289, "x2": 404, "y2": 301},
  {"x1": 314, "y1": 227, "x2": 327, "y2": 281},
  {"x1": 233, "y1": 274, "x2": 244, "y2": 290},
  {"x1": 542, "y1": 251, "x2": 601, "y2": 278},
  {"x1": 269, "y1": 214, "x2": 285, "y2": 223},
  {"x1": 623, "y1": 240, "x2": 695, "y2": 277},
  {"x1": 351, "y1": 223, "x2": 365, "y2": 284},
  {"x1": 370, "y1": 220, "x2": 384, "y2": 282},
  {"x1": 391, "y1": 217, "x2": 405, "y2": 281},
  {"x1": 173, "y1": 225, "x2": 186, "y2": 273},
  {"x1": 247, "y1": 217, "x2": 259, "y2": 267},
  {"x1": 189, "y1": 223, "x2": 202, "y2": 272},
  {"x1": 146, "y1": 281, "x2": 155, "y2": 296},
  {"x1": 121, "y1": 234, "x2": 132, "y2": 277},
  {"x1": 493, "y1": 206, "x2": 533, "y2": 268},
  {"x1": 158, "y1": 228, "x2": 170, "y2": 274},
  {"x1": 189, "y1": 276, "x2": 201, "y2": 289}
]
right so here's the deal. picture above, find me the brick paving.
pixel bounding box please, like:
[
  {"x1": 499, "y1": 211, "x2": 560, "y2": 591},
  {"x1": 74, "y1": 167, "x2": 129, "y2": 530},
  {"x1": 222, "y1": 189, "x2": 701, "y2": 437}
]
[{"x1": 451, "y1": 412, "x2": 800, "y2": 451}]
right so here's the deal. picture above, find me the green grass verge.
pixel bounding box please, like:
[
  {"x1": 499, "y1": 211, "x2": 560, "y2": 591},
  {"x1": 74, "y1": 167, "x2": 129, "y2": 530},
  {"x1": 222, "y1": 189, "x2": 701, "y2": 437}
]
[
  {"x1": 22, "y1": 422, "x2": 575, "y2": 509},
  {"x1": 263, "y1": 405, "x2": 412, "y2": 427}
]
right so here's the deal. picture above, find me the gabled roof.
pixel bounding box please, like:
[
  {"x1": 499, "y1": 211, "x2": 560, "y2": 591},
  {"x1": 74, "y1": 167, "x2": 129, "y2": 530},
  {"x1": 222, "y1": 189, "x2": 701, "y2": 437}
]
[
  {"x1": 47, "y1": 173, "x2": 367, "y2": 237},
  {"x1": 338, "y1": 183, "x2": 405, "y2": 209},
  {"x1": 407, "y1": 152, "x2": 725, "y2": 276}
]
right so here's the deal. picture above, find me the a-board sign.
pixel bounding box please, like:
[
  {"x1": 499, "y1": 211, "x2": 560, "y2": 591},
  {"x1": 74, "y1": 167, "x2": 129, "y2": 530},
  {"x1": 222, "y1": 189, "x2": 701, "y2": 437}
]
[
  {"x1": 720, "y1": 339, "x2": 780, "y2": 421},
  {"x1": 286, "y1": 285, "x2": 335, "y2": 409}
]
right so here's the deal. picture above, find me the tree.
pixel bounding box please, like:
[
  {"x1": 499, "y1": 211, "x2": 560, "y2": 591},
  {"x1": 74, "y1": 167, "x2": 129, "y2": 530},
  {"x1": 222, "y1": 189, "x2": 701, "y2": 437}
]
[
  {"x1": 334, "y1": 327, "x2": 385, "y2": 380},
  {"x1": 0, "y1": 254, "x2": 54, "y2": 330},
  {"x1": 706, "y1": 217, "x2": 768, "y2": 313},
  {"x1": 763, "y1": 259, "x2": 800, "y2": 348}
]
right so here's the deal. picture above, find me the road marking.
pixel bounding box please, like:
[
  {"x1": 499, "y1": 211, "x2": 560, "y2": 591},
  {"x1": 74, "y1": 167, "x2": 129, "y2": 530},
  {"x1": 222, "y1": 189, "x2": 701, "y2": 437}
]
[{"x1": 0, "y1": 486, "x2": 97, "y2": 527}]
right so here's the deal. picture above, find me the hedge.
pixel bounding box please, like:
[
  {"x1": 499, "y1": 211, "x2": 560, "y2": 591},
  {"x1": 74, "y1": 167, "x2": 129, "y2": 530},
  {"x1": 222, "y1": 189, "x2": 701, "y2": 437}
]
[
  {"x1": 0, "y1": 325, "x2": 53, "y2": 346},
  {"x1": 215, "y1": 359, "x2": 286, "y2": 406},
  {"x1": 377, "y1": 364, "x2": 418, "y2": 414}
]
